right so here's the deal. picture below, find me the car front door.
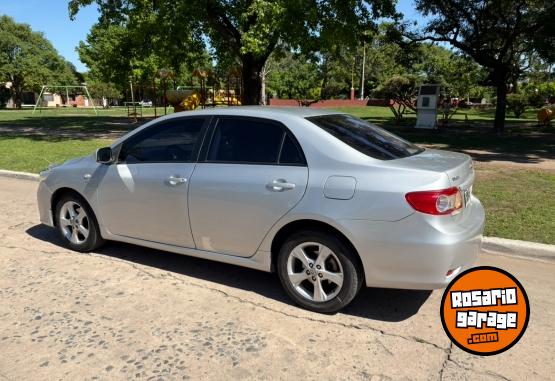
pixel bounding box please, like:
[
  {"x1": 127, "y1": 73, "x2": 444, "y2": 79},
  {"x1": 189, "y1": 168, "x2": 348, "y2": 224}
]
[
  {"x1": 97, "y1": 117, "x2": 208, "y2": 247},
  {"x1": 188, "y1": 116, "x2": 308, "y2": 257}
]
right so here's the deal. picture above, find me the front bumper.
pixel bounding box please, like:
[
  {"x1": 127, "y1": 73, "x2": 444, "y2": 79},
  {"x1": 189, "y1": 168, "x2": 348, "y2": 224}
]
[
  {"x1": 342, "y1": 197, "x2": 485, "y2": 289},
  {"x1": 37, "y1": 180, "x2": 55, "y2": 227}
]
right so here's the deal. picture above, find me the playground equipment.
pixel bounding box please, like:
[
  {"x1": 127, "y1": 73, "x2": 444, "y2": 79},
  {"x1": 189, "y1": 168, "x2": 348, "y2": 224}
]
[
  {"x1": 166, "y1": 89, "x2": 200, "y2": 112},
  {"x1": 212, "y1": 89, "x2": 241, "y2": 106},
  {"x1": 151, "y1": 67, "x2": 243, "y2": 114},
  {"x1": 537, "y1": 105, "x2": 555, "y2": 125},
  {"x1": 415, "y1": 84, "x2": 440, "y2": 129},
  {"x1": 33, "y1": 85, "x2": 97, "y2": 115}
]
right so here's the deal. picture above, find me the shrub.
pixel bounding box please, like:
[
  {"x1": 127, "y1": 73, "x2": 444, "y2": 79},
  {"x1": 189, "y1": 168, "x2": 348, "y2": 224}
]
[
  {"x1": 506, "y1": 93, "x2": 528, "y2": 118},
  {"x1": 528, "y1": 92, "x2": 546, "y2": 108}
]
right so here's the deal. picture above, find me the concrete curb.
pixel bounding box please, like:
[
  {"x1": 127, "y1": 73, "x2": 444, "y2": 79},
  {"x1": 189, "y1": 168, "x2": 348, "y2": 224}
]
[
  {"x1": 0, "y1": 169, "x2": 39, "y2": 181},
  {"x1": 483, "y1": 236, "x2": 555, "y2": 260}
]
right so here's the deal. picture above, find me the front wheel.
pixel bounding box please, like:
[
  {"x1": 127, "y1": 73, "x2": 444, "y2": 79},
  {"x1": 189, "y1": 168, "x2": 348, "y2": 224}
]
[
  {"x1": 55, "y1": 194, "x2": 105, "y2": 252},
  {"x1": 277, "y1": 231, "x2": 363, "y2": 313}
]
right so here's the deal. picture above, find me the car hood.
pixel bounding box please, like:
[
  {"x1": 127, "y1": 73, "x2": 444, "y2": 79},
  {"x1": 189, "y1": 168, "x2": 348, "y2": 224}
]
[{"x1": 61, "y1": 155, "x2": 92, "y2": 167}]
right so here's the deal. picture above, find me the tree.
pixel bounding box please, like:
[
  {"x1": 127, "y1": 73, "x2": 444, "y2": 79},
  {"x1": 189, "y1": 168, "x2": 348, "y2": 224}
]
[
  {"x1": 266, "y1": 52, "x2": 321, "y2": 100},
  {"x1": 87, "y1": 81, "x2": 121, "y2": 103},
  {"x1": 408, "y1": 0, "x2": 553, "y2": 132},
  {"x1": 69, "y1": 0, "x2": 397, "y2": 105},
  {"x1": 0, "y1": 16, "x2": 77, "y2": 108},
  {"x1": 412, "y1": 44, "x2": 487, "y2": 100},
  {"x1": 374, "y1": 75, "x2": 418, "y2": 123}
]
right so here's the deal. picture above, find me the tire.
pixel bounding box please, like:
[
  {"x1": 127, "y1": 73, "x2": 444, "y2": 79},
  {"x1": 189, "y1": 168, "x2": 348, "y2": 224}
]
[
  {"x1": 54, "y1": 193, "x2": 105, "y2": 252},
  {"x1": 277, "y1": 230, "x2": 363, "y2": 313}
]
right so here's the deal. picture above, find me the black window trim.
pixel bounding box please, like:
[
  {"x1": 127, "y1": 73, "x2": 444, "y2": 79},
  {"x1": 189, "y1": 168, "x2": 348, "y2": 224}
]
[
  {"x1": 116, "y1": 116, "x2": 212, "y2": 165},
  {"x1": 199, "y1": 115, "x2": 307, "y2": 167}
]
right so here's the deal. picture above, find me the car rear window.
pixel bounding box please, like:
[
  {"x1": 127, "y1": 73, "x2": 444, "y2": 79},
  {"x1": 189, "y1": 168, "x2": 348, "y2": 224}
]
[{"x1": 307, "y1": 114, "x2": 423, "y2": 160}]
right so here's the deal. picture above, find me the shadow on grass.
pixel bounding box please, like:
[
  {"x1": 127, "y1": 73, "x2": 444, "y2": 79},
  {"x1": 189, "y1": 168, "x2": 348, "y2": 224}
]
[
  {"x1": 26, "y1": 223, "x2": 431, "y2": 322},
  {"x1": 360, "y1": 117, "x2": 555, "y2": 163},
  {"x1": 0, "y1": 115, "x2": 150, "y2": 141}
]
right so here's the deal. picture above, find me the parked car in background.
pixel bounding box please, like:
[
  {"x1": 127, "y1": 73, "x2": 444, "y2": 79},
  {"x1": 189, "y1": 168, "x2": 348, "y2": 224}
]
[{"x1": 37, "y1": 107, "x2": 484, "y2": 312}]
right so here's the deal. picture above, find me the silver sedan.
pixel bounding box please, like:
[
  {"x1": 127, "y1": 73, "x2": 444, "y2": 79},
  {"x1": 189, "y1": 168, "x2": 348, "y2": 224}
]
[{"x1": 37, "y1": 107, "x2": 484, "y2": 312}]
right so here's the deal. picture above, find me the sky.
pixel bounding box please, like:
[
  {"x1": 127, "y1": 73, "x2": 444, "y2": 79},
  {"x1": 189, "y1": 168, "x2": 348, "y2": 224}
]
[{"x1": 0, "y1": 0, "x2": 424, "y2": 73}]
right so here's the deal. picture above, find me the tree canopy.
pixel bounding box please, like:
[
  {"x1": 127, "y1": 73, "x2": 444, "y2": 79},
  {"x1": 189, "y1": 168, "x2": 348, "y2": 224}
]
[
  {"x1": 409, "y1": 0, "x2": 554, "y2": 131},
  {"x1": 69, "y1": 0, "x2": 398, "y2": 104},
  {"x1": 0, "y1": 15, "x2": 77, "y2": 108}
]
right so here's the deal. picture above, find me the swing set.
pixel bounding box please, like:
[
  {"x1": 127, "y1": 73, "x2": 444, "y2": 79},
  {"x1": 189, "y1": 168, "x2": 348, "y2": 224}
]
[{"x1": 32, "y1": 85, "x2": 98, "y2": 115}]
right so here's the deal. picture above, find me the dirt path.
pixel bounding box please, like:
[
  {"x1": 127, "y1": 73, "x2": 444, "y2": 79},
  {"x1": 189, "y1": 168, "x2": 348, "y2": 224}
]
[{"x1": 0, "y1": 177, "x2": 554, "y2": 380}]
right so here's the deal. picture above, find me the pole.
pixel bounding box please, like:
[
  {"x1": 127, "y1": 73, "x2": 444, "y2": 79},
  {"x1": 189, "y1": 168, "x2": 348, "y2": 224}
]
[
  {"x1": 129, "y1": 77, "x2": 136, "y2": 122},
  {"x1": 153, "y1": 78, "x2": 157, "y2": 118},
  {"x1": 163, "y1": 79, "x2": 167, "y2": 115},
  {"x1": 360, "y1": 44, "x2": 366, "y2": 100},
  {"x1": 83, "y1": 85, "x2": 98, "y2": 115},
  {"x1": 32, "y1": 86, "x2": 46, "y2": 115}
]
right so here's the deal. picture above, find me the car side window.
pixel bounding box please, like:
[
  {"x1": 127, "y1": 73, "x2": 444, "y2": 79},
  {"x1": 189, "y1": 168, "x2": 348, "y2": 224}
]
[
  {"x1": 119, "y1": 118, "x2": 205, "y2": 163},
  {"x1": 278, "y1": 134, "x2": 306, "y2": 165},
  {"x1": 207, "y1": 118, "x2": 285, "y2": 164}
]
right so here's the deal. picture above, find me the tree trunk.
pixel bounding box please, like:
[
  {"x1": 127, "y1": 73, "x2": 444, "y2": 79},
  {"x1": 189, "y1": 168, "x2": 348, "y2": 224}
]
[
  {"x1": 494, "y1": 80, "x2": 508, "y2": 133},
  {"x1": 260, "y1": 63, "x2": 267, "y2": 106},
  {"x1": 241, "y1": 54, "x2": 265, "y2": 105}
]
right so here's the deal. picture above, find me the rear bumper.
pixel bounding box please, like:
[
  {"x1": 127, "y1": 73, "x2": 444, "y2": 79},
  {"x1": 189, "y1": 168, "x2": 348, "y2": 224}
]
[{"x1": 342, "y1": 197, "x2": 485, "y2": 289}]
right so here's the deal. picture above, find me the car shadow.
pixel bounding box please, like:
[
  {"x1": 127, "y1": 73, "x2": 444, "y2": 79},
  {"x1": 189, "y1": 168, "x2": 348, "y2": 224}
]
[{"x1": 26, "y1": 224, "x2": 431, "y2": 322}]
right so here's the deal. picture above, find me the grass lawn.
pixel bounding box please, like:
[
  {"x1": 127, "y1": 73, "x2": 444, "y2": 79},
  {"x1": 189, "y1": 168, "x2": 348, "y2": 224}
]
[
  {"x1": 1, "y1": 107, "x2": 554, "y2": 244},
  {"x1": 0, "y1": 137, "x2": 111, "y2": 173},
  {"x1": 474, "y1": 167, "x2": 555, "y2": 244}
]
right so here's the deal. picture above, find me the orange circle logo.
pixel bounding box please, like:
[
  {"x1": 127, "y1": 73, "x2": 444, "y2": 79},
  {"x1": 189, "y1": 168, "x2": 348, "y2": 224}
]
[{"x1": 440, "y1": 266, "x2": 529, "y2": 355}]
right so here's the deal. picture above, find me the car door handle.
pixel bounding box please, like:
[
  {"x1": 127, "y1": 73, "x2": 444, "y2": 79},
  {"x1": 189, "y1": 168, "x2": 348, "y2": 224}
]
[
  {"x1": 166, "y1": 176, "x2": 187, "y2": 186},
  {"x1": 267, "y1": 179, "x2": 296, "y2": 192}
]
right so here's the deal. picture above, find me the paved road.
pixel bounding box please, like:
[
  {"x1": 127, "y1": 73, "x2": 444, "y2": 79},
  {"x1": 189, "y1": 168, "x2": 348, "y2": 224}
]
[{"x1": 0, "y1": 177, "x2": 553, "y2": 381}]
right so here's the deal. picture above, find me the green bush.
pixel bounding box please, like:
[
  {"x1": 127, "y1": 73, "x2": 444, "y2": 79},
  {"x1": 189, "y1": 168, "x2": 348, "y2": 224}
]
[
  {"x1": 528, "y1": 92, "x2": 546, "y2": 108},
  {"x1": 506, "y1": 93, "x2": 528, "y2": 118}
]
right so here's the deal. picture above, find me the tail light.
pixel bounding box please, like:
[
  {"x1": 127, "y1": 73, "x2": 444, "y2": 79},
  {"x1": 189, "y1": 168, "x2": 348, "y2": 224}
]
[{"x1": 405, "y1": 187, "x2": 463, "y2": 215}]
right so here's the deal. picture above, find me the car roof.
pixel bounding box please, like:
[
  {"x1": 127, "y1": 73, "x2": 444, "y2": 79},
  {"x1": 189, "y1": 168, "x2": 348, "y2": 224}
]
[
  {"x1": 162, "y1": 106, "x2": 344, "y2": 119},
  {"x1": 112, "y1": 106, "x2": 344, "y2": 147}
]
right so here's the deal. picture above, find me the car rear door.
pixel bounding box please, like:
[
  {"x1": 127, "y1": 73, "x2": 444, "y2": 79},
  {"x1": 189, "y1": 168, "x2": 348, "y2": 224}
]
[
  {"x1": 188, "y1": 116, "x2": 308, "y2": 257},
  {"x1": 97, "y1": 116, "x2": 208, "y2": 247}
]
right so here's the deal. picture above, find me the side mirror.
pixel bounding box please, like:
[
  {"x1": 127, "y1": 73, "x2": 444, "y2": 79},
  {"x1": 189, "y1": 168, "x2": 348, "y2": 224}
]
[{"x1": 96, "y1": 147, "x2": 114, "y2": 164}]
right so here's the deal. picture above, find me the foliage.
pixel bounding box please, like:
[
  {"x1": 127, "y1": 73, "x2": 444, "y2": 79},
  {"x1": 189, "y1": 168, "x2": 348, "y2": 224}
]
[
  {"x1": 373, "y1": 75, "x2": 418, "y2": 122},
  {"x1": 413, "y1": 44, "x2": 488, "y2": 99},
  {"x1": 87, "y1": 81, "x2": 121, "y2": 101},
  {"x1": 266, "y1": 52, "x2": 321, "y2": 100},
  {"x1": 527, "y1": 92, "x2": 546, "y2": 109},
  {"x1": 0, "y1": 16, "x2": 77, "y2": 108},
  {"x1": 410, "y1": 0, "x2": 554, "y2": 132},
  {"x1": 69, "y1": 0, "x2": 398, "y2": 104},
  {"x1": 506, "y1": 93, "x2": 529, "y2": 118}
]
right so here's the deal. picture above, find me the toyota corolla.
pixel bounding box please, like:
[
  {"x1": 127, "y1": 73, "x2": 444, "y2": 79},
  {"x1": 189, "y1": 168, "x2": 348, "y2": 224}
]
[{"x1": 37, "y1": 107, "x2": 484, "y2": 313}]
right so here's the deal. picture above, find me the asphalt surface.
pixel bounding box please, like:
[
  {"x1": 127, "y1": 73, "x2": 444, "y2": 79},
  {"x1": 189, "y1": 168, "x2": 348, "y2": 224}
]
[{"x1": 0, "y1": 177, "x2": 553, "y2": 381}]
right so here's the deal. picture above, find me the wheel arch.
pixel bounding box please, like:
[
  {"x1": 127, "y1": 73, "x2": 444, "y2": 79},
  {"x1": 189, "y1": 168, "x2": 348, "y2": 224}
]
[
  {"x1": 51, "y1": 187, "x2": 94, "y2": 227},
  {"x1": 270, "y1": 219, "x2": 364, "y2": 277}
]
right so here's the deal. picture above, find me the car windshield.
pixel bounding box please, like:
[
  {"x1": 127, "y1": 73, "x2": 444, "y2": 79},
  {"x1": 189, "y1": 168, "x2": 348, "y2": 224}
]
[{"x1": 307, "y1": 114, "x2": 424, "y2": 160}]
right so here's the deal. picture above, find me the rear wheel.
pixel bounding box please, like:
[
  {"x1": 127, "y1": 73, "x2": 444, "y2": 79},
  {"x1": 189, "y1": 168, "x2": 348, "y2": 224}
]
[
  {"x1": 277, "y1": 230, "x2": 363, "y2": 313},
  {"x1": 55, "y1": 194, "x2": 105, "y2": 252}
]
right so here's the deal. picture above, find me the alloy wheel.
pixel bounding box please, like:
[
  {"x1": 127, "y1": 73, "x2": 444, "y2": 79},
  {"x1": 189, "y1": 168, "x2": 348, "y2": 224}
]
[
  {"x1": 286, "y1": 242, "x2": 344, "y2": 302},
  {"x1": 59, "y1": 201, "x2": 90, "y2": 245}
]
